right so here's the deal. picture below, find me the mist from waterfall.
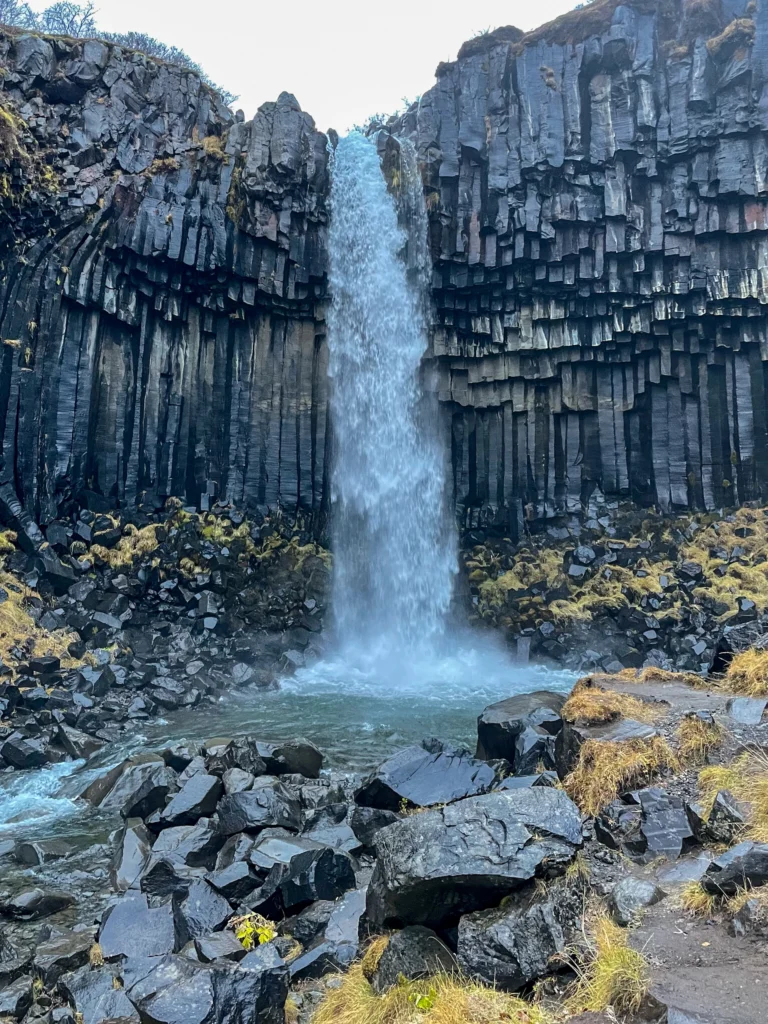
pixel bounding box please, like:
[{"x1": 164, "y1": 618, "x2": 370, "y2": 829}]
[{"x1": 326, "y1": 131, "x2": 456, "y2": 664}]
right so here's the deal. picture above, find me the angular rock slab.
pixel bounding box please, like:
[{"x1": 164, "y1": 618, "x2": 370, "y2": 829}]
[
  {"x1": 248, "y1": 828, "x2": 356, "y2": 913},
  {"x1": 476, "y1": 691, "x2": 565, "y2": 772},
  {"x1": 355, "y1": 740, "x2": 499, "y2": 811},
  {"x1": 367, "y1": 787, "x2": 582, "y2": 929},
  {"x1": 371, "y1": 926, "x2": 456, "y2": 994},
  {"x1": 701, "y1": 841, "x2": 768, "y2": 895},
  {"x1": 216, "y1": 778, "x2": 301, "y2": 836}
]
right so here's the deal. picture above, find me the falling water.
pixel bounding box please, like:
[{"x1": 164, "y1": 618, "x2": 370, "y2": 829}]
[{"x1": 327, "y1": 132, "x2": 456, "y2": 661}]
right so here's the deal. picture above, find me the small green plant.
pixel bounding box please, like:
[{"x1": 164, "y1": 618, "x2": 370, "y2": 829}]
[
  {"x1": 407, "y1": 984, "x2": 437, "y2": 1011},
  {"x1": 230, "y1": 913, "x2": 276, "y2": 950}
]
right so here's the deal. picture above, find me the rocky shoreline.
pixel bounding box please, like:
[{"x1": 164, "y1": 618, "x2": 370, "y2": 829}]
[{"x1": 1, "y1": 662, "x2": 767, "y2": 1024}]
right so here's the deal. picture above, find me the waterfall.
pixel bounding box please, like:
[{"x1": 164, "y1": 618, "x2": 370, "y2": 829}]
[{"x1": 326, "y1": 132, "x2": 456, "y2": 662}]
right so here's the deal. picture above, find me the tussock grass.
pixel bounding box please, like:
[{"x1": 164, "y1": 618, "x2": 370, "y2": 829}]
[
  {"x1": 566, "y1": 915, "x2": 650, "y2": 1015},
  {"x1": 360, "y1": 936, "x2": 390, "y2": 980},
  {"x1": 699, "y1": 749, "x2": 768, "y2": 842},
  {"x1": 678, "y1": 882, "x2": 717, "y2": 916},
  {"x1": 675, "y1": 715, "x2": 724, "y2": 763},
  {"x1": 562, "y1": 681, "x2": 661, "y2": 726},
  {"x1": 312, "y1": 964, "x2": 553, "y2": 1024},
  {"x1": 632, "y1": 666, "x2": 710, "y2": 688},
  {"x1": 565, "y1": 737, "x2": 679, "y2": 816},
  {"x1": 725, "y1": 882, "x2": 768, "y2": 916},
  {"x1": 550, "y1": 561, "x2": 667, "y2": 624},
  {"x1": 725, "y1": 649, "x2": 768, "y2": 697},
  {"x1": 707, "y1": 16, "x2": 755, "y2": 57},
  {"x1": 0, "y1": 565, "x2": 80, "y2": 677}
]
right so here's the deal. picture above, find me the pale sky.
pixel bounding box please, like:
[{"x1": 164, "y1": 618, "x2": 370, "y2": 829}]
[{"x1": 27, "y1": 0, "x2": 580, "y2": 132}]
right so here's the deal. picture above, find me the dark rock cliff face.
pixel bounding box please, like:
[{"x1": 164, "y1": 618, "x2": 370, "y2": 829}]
[
  {"x1": 3, "y1": 0, "x2": 768, "y2": 537},
  {"x1": 0, "y1": 31, "x2": 329, "y2": 524}
]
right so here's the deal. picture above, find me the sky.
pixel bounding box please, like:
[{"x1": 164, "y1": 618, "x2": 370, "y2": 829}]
[{"x1": 28, "y1": 0, "x2": 581, "y2": 132}]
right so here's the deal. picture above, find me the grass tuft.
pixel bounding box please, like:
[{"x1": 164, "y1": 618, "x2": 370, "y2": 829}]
[
  {"x1": 562, "y1": 681, "x2": 662, "y2": 725},
  {"x1": 567, "y1": 914, "x2": 650, "y2": 1015},
  {"x1": 675, "y1": 715, "x2": 724, "y2": 763},
  {"x1": 360, "y1": 936, "x2": 390, "y2": 981},
  {"x1": 698, "y1": 749, "x2": 768, "y2": 842},
  {"x1": 725, "y1": 649, "x2": 768, "y2": 697},
  {"x1": 312, "y1": 963, "x2": 553, "y2": 1024},
  {"x1": 677, "y1": 882, "x2": 718, "y2": 917},
  {"x1": 565, "y1": 736, "x2": 678, "y2": 816}
]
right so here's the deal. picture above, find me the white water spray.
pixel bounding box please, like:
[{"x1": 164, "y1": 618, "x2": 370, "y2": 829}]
[{"x1": 326, "y1": 132, "x2": 456, "y2": 660}]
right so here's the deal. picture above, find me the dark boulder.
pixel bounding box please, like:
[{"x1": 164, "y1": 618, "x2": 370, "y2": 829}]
[
  {"x1": 370, "y1": 926, "x2": 456, "y2": 994},
  {"x1": 1, "y1": 733, "x2": 49, "y2": 769},
  {"x1": 705, "y1": 790, "x2": 748, "y2": 844},
  {"x1": 150, "y1": 824, "x2": 224, "y2": 870},
  {"x1": 702, "y1": 841, "x2": 768, "y2": 895},
  {"x1": 355, "y1": 740, "x2": 499, "y2": 812},
  {"x1": 367, "y1": 788, "x2": 582, "y2": 929},
  {"x1": 86, "y1": 755, "x2": 178, "y2": 820},
  {"x1": 125, "y1": 947, "x2": 288, "y2": 1024},
  {"x1": 59, "y1": 966, "x2": 135, "y2": 1024},
  {"x1": 608, "y1": 877, "x2": 666, "y2": 926},
  {"x1": 623, "y1": 788, "x2": 696, "y2": 863},
  {"x1": 556, "y1": 718, "x2": 658, "y2": 777},
  {"x1": 206, "y1": 861, "x2": 260, "y2": 902},
  {"x1": 256, "y1": 739, "x2": 323, "y2": 779},
  {"x1": 476, "y1": 691, "x2": 565, "y2": 772},
  {"x1": 248, "y1": 828, "x2": 356, "y2": 912},
  {"x1": 173, "y1": 880, "x2": 232, "y2": 945},
  {"x1": 111, "y1": 820, "x2": 152, "y2": 892},
  {"x1": 98, "y1": 893, "x2": 177, "y2": 960},
  {"x1": 57, "y1": 723, "x2": 103, "y2": 760},
  {"x1": 216, "y1": 778, "x2": 301, "y2": 836},
  {"x1": 34, "y1": 928, "x2": 96, "y2": 983},
  {"x1": 350, "y1": 805, "x2": 400, "y2": 848},
  {"x1": 194, "y1": 932, "x2": 247, "y2": 963},
  {"x1": 0, "y1": 888, "x2": 74, "y2": 920},
  {"x1": 456, "y1": 888, "x2": 577, "y2": 991},
  {"x1": 0, "y1": 977, "x2": 32, "y2": 1019},
  {"x1": 160, "y1": 774, "x2": 223, "y2": 827}
]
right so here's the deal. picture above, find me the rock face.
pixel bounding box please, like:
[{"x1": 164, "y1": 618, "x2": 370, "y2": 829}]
[{"x1": 4, "y1": 0, "x2": 768, "y2": 531}]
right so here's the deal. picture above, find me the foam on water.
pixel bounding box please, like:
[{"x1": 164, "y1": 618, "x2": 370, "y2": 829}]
[{"x1": 0, "y1": 759, "x2": 84, "y2": 834}]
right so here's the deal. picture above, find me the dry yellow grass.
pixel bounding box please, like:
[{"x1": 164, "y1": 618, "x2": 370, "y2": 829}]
[
  {"x1": 633, "y1": 666, "x2": 710, "y2": 688},
  {"x1": 566, "y1": 915, "x2": 650, "y2": 1015},
  {"x1": 675, "y1": 715, "x2": 724, "y2": 763},
  {"x1": 360, "y1": 936, "x2": 390, "y2": 980},
  {"x1": 0, "y1": 566, "x2": 81, "y2": 678},
  {"x1": 682, "y1": 507, "x2": 768, "y2": 619},
  {"x1": 562, "y1": 682, "x2": 662, "y2": 726},
  {"x1": 725, "y1": 883, "x2": 768, "y2": 916},
  {"x1": 677, "y1": 882, "x2": 718, "y2": 917},
  {"x1": 725, "y1": 649, "x2": 768, "y2": 697},
  {"x1": 550, "y1": 561, "x2": 668, "y2": 624},
  {"x1": 565, "y1": 737, "x2": 679, "y2": 816},
  {"x1": 698, "y1": 749, "x2": 768, "y2": 842},
  {"x1": 312, "y1": 964, "x2": 553, "y2": 1024}
]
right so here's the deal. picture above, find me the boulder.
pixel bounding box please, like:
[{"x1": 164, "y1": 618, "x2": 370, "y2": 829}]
[
  {"x1": 0, "y1": 976, "x2": 32, "y2": 1019},
  {"x1": 0, "y1": 888, "x2": 74, "y2": 920},
  {"x1": 247, "y1": 828, "x2": 356, "y2": 913},
  {"x1": 476, "y1": 691, "x2": 565, "y2": 772},
  {"x1": 98, "y1": 893, "x2": 177, "y2": 960},
  {"x1": 59, "y1": 966, "x2": 135, "y2": 1024},
  {"x1": 705, "y1": 790, "x2": 748, "y2": 844},
  {"x1": 110, "y1": 820, "x2": 152, "y2": 892},
  {"x1": 286, "y1": 886, "x2": 367, "y2": 981},
  {"x1": 256, "y1": 739, "x2": 323, "y2": 779},
  {"x1": 1, "y1": 733, "x2": 49, "y2": 769},
  {"x1": 206, "y1": 861, "x2": 260, "y2": 902},
  {"x1": 457, "y1": 889, "x2": 577, "y2": 990},
  {"x1": 608, "y1": 877, "x2": 666, "y2": 926},
  {"x1": 57, "y1": 724, "x2": 103, "y2": 760},
  {"x1": 367, "y1": 788, "x2": 582, "y2": 929},
  {"x1": 370, "y1": 926, "x2": 456, "y2": 994},
  {"x1": 217, "y1": 778, "x2": 302, "y2": 835},
  {"x1": 125, "y1": 947, "x2": 288, "y2": 1024},
  {"x1": 86, "y1": 755, "x2": 178, "y2": 820},
  {"x1": 194, "y1": 932, "x2": 247, "y2": 963},
  {"x1": 556, "y1": 718, "x2": 658, "y2": 777},
  {"x1": 622, "y1": 788, "x2": 696, "y2": 862},
  {"x1": 34, "y1": 928, "x2": 96, "y2": 983},
  {"x1": 173, "y1": 880, "x2": 233, "y2": 945},
  {"x1": 150, "y1": 824, "x2": 224, "y2": 869},
  {"x1": 702, "y1": 841, "x2": 768, "y2": 895},
  {"x1": 350, "y1": 805, "x2": 400, "y2": 848},
  {"x1": 160, "y1": 774, "x2": 223, "y2": 827},
  {"x1": 355, "y1": 740, "x2": 499, "y2": 811}
]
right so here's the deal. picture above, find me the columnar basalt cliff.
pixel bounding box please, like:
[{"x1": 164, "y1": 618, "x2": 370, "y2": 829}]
[{"x1": 4, "y1": 0, "x2": 768, "y2": 538}]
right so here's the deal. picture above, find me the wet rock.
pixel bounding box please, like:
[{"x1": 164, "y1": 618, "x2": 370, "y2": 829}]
[
  {"x1": 1, "y1": 733, "x2": 50, "y2": 769},
  {"x1": 0, "y1": 888, "x2": 75, "y2": 920},
  {"x1": 476, "y1": 691, "x2": 564, "y2": 771},
  {"x1": 140, "y1": 859, "x2": 207, "y2": 900},
  {"x1": 301, "y1": 804, "x2": 358, "y2": 852},
  {"x1": 59, "y1": 965, "x2": 135, "y2": 1024},
  {"x1": 216, "y1": 778, "x2": 302, "y2": 836},
  {"x1": 367, "y1": 788, "x2": 582, "y2": 929},
  {"x1": 194, "y1": 931, "x2": 247, "y2": 963},
  {"x1": 160, "y1": 774, "x2": 223, "y2": 827},
  {"x1": 281, "y1": 901, "x2": 335, "y2": 947},
  {"x1": 150, "y1": 824, "x2": 224, "y2": 869},
  {"x1": 86, "y1": 756, "x2": 178, "y2": 820},
  {"x1": 608, "y1": 877, "x2": 666, "y2": 926},
  {"x1": 111, "y1": 820, "x2": 152, "y2": 892},
  {"x1": 222, "y1": 768, "x2": 256, "y2": 795},
  {"x1": 496, "y1": 772, "x2": 558, "y2": 790},
  {"x1": 256, "y1": 739, "x2": 323, "y2": 779},
  {"x1": 556, "y1": 718, "x2": 658, "y2": 777},
  {"x1": 34, "y1": 928, "x2": 96, "y2": 983},
  {"x1": 206, "y1": 861, "x2": 260, "y2": 902},
  {"x1": 623, "y1": 788, "x2": 696, "y2": 863},
  {"x1": 98, "y1": 893, "x2": 177, "y2": 960},
  {"x1": 57, "y1": 724, "x2": 103, "y2": 760},
  {"x1": 173, "y1": 880, "x2": 233, "y2": 945},
  {"x1": 702, "y1": 841, "x2": 768, "y2": 895},
  {"x1": 0, "y1": 976, "x2": 32, "y2": 1019},
  {"x1": 371, "y1": 926, "x2": 456, "y2": 994},
  {"x1": 287, "y1": 888, "x2": 366, "y2": 979},
  {"x1": 355, "y1": 740, "x2": 498, "y2": 811},
  {"x1": 457, "y1": 889, "x2": 576, "y2": 991},
  {"x1": 248, "y1": 828, "x2": 356, "y2": 912},
  {"x1": 350, "y1": 806, "x2": 400, "y2": 849},
  {"x1": 14, "y1": 838, "x2": 70, "y2": 865},
  {"x1": 125, "y1": 947, "x2": 288, "y2": 1024}
]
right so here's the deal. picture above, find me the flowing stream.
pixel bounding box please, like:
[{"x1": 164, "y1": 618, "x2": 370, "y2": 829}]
[{"x1": 0, "y1": 131, "x2": 575, "y2": 861}]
